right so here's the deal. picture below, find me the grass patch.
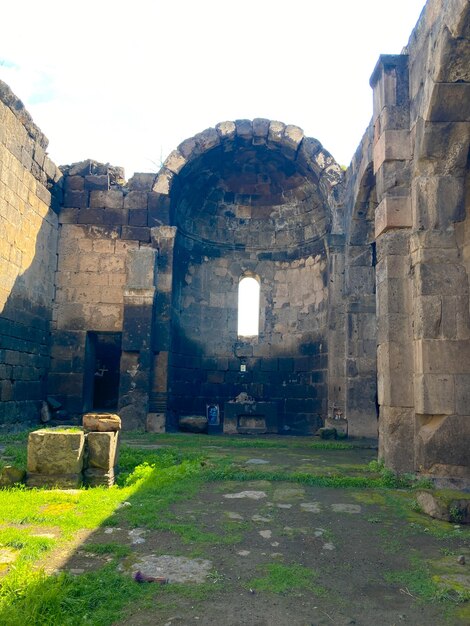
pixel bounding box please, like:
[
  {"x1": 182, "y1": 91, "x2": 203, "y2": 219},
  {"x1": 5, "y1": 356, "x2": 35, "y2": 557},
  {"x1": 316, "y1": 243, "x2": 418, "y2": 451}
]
[
  {"x1": 384, "y1": 557, "x2": 470, "y2": 604},
  {"x1": 0, "y1": 563, "x2": 156, "y2": 626},
  {"x1": 203, "y1": 465, "x2": 423, "y2": 489},
  {"x1": 246, "y1": 563, "x2": 323, "y2": 595},
  {"x1": 123, "y1": 432, "x2": 358, "y2": 450},
  {"x1": 84, "y1": 543, "x2": 132, "y2": 558}
]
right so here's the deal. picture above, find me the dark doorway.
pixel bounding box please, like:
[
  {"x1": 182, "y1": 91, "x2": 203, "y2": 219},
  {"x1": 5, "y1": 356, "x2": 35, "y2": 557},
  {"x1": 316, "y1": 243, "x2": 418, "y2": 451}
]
[{"x1": 83, "y1": 332, "x2": 122, "y2": 411}]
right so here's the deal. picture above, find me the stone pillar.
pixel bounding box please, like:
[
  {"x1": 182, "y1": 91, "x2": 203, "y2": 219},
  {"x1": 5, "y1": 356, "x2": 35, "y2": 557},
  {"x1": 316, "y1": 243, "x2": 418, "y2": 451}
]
[
  {"x1": 370, "y1": 55, "x2": 415, "y2": 470},
  {"x1": 410, "y1": 209, "x2": 470, "y2": 479},
  {"x1": 149, "y1": 226, "x2": 177, "y2": 430},
  {"x1": 326, "y1": 234, "x2": 347, "y2": 424},
  {"x1": 118, "y1": 247, "x2": 157, "y2": 430}
]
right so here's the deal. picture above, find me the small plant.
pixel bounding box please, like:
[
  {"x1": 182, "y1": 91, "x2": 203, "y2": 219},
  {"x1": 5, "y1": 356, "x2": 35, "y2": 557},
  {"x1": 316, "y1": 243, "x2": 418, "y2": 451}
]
[{"x1": 449, "y1": 504, "x2": 464, "y2": 524}]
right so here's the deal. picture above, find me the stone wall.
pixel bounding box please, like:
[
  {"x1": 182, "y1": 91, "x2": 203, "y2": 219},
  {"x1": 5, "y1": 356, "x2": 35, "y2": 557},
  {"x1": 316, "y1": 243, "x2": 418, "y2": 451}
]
[
  {"x1": 367, "y1": 0, "x2": 470, "y2": 478},
  {"x1": 170, "y1": 235, "x2": 328, "y2": 433},
  {"x1": 0, "y1": 0, "x2": 468, "y2": 480},
  {"x1": 48, "y1": 164, "x2": 168, "y2": 426},
  {"x1": 0, "y1": 81, "x2": 61, "y2": 426}
]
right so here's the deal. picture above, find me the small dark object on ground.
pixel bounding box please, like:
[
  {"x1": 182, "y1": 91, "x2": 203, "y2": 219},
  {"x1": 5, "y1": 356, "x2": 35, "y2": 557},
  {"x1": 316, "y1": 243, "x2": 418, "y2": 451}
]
[{"x1": 134, "y1": 570, "x2": 168, "y2": 584}]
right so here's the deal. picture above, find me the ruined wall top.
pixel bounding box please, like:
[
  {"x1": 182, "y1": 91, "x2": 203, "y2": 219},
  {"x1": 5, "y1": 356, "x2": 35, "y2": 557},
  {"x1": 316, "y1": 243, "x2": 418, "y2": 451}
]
[{"x1": 0, "y1": 79, "x2": 48, "y2": 151}]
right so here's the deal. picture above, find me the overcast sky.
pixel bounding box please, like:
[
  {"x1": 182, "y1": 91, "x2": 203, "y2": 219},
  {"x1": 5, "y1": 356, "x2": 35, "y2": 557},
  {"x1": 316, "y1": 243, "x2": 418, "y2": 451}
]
[{"x1": 1, "y1": 0, "x2": 426, "y2": 178}]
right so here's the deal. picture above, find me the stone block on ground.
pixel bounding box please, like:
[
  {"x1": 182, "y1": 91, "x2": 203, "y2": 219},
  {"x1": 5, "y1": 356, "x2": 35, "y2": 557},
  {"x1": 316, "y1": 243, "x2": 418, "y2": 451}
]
[
  {"x1": 416, "y1": 490, "x2": 470, "y2": 524},
  {"x1": 83, "y1": 412, "x2": 122, "y2": 432},
  {"x1": 27, "y1": 428, "x2": 85, "y2": 475},
  {"x1": 86, "y1": 431, "x2": 120, "y2": 470},
  {"x1": 178, "y1": 415, "x2": 208, "y2": 433}
]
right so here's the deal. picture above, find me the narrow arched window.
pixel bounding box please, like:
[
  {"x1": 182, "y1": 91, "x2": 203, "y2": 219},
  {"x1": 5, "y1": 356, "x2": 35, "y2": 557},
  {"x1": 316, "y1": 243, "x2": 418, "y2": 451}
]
[{"x1": 237, "y1": 275, "x2": 260, "y2": 337}]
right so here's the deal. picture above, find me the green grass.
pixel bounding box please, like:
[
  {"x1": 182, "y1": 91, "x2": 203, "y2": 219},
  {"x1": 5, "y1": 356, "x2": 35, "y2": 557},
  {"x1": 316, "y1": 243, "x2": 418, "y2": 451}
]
[
  {"x1": 246, "y1": 563, "x2": 324, "y2": 595},
  {"x1": 0, "y1": 429, "x2": 464, "y2": 625},
  {"x1": 84, "y1": 543, "x2": 132, "y2": 558},
  {"x1": 123, "y1": 432, "x2": 358, "y2": 450},
  {"x1": 0, "y1": 563, "x2": 156, "y2": 626},
  {"x1": 385, "y1": 557, "x2": 470, "y2": 604}
]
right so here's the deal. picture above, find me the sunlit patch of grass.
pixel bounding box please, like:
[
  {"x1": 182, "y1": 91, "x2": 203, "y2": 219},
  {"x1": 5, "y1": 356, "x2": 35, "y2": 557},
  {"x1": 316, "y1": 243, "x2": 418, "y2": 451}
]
[
  {"x1": 0, "y1": 563, "x2": 156, "y2": 626},
  {"x1": 0, "y1": 527, "x2": 55, "y2": 563}
]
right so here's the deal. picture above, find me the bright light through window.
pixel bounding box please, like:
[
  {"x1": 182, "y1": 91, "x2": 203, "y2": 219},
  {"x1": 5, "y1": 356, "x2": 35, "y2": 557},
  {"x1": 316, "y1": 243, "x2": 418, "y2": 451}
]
[{"x1": 237, "y1": 276, "x2": 260, "y2": 337}]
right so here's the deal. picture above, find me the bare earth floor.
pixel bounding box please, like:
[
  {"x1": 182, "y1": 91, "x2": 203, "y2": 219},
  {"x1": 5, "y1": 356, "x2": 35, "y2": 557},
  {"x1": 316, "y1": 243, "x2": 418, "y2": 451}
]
[{"x1": 40, "y1": 437, "x2": 469, "y2": 626}]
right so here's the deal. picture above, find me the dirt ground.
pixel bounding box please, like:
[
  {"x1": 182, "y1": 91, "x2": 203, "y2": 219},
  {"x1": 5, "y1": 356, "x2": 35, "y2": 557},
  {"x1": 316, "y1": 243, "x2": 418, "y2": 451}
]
[{"x1": 53, "y1": 441, "x2": 469, "y2": 626}]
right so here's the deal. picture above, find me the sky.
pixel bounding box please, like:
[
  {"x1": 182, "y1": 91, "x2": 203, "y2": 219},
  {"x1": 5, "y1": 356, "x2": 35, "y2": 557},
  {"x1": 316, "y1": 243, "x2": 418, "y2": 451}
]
[{"x1": 0, "y1": 0, "x2": 426, "y2": 179}]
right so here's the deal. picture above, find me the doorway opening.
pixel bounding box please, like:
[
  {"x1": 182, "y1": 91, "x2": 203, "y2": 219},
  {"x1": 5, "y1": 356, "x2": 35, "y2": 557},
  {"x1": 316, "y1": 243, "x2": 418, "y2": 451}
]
[{"x1": 83, "y1": 332, "x2": 122, "y2": 411}]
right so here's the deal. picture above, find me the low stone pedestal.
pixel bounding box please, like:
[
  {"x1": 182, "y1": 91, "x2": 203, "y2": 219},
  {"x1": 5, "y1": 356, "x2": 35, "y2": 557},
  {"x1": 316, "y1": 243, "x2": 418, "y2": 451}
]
[
  {"x1": 223, "y1": 402, "x2": 278, "y2": 434},
  {"x1": 83, "y1": 413, "x2": 121, "y2": 486},
  {"x1": 179, "y1": 415, "x2": 208, "y2": 433},
  {"x1": 26, "y1": 414, "x2": 122, "y2": 489},
  {"x1": 26, "y1": 428, "x2": 85, "y2": 488},
  {"x1": 84, "y1": 431, "x2": 120, "y2": 487}
]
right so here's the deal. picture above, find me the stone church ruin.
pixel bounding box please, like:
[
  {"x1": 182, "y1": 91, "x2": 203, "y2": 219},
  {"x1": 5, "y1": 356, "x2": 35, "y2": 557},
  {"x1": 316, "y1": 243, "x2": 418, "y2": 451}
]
[{"x1": 0, "y1": 0, "x2": 469, "y2": 482}]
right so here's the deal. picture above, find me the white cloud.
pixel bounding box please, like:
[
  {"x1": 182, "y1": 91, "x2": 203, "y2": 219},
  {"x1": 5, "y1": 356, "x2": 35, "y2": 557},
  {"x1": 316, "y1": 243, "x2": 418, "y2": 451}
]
[{"x1": 0, "y1": 0, "x2": 426, "y2": 177}]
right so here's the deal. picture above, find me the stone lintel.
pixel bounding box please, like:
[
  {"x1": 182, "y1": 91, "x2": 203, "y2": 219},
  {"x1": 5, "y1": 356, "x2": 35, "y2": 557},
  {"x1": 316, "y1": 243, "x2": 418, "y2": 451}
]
[
  {"x1": 373, "y1": 130, "x2": 411, "y2": 173},
  {"x1": 375, "y1": 195, "x2": 412, "y2": 237}
]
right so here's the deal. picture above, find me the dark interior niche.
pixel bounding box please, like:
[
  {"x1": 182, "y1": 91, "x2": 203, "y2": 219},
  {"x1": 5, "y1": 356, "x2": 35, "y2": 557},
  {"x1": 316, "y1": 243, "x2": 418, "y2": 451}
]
[
  {"x1": 168, "y1": 142, "x2": 331, "y2": 435},
  {"x1": 83, "y1": 332, "x2": 122, "y2": 412}
]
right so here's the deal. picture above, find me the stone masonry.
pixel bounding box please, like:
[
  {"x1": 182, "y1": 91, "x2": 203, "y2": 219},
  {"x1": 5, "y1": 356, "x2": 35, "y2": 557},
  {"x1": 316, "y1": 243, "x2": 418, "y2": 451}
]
[{"x1": 0, "y1": 0, "x2": 469, "y2": 482}]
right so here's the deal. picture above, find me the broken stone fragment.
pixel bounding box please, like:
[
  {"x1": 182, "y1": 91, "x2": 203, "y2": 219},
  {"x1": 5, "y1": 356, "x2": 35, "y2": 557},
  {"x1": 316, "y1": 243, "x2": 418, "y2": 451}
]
[
  {"x1": 82, "y1": 413, "x2": 122, "y2": 432},
  {"x1": 317, "y1": 427, "x2": 337, "y2": 440},
  {"x1": 416, "y1": 490, "x2": 470, "y2": 524},
  {"x1": 0, "y1": 466, "x2": 25, "y2": 487}
]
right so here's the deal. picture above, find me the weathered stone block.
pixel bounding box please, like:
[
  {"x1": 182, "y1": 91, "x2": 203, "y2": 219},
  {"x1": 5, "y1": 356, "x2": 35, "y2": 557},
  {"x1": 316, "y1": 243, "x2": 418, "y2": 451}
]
[
  {"x1": 415, "y1": 414, "x2": 470, "y2": 478},
  {"x1": 425, "y1": 82, "x2": 470, "y2": 123},
  {"x1": 86, "y1": 431, "x2": 120, "y2": 470},
  {"x1": 83, "y1": 413, "x2": 121, "y2": 432},
  {"x1": 89, "y1": 190, "x2": 124, "y2": 209},
  {"x1": 26, "y1": 473, "x2": 82, "y2": 488},
  {"x1": 83, "y1": 467, "x2": 116, "y2": 487},
  {"x1": 375, "y1": 195, "x2": 412, "y2": 237},
  {"x1": 415, "y1": 373, "x2": 455, "y2": 414},
  {"x1": 146, "y1": 412, "x2": 166, "y2": 433},
  {"x1": 378, "y1": 406, "x2": 415, "y2": 472},
  {"x1": 121, "y1": 225, "x2": 150, "y2": 242},
  {"x1": 373, "y1": 130, "x2": 411, "y2": 173},
  {"x1": 84, "y1": 175, "x2": 109, "y2": 190},
  {"x1": 27, "y1": 428, "x2": 85, "y2": 475}
]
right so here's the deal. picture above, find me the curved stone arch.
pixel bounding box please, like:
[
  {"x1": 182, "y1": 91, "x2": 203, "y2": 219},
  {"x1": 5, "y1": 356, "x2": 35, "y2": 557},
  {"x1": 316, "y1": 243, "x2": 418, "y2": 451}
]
[
  {"x1": 347, "y1": 161, "x2": 377, "y2": 246},
  {"x1": 151, "y1": 119, "x2": 344, "y2": 228}
]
